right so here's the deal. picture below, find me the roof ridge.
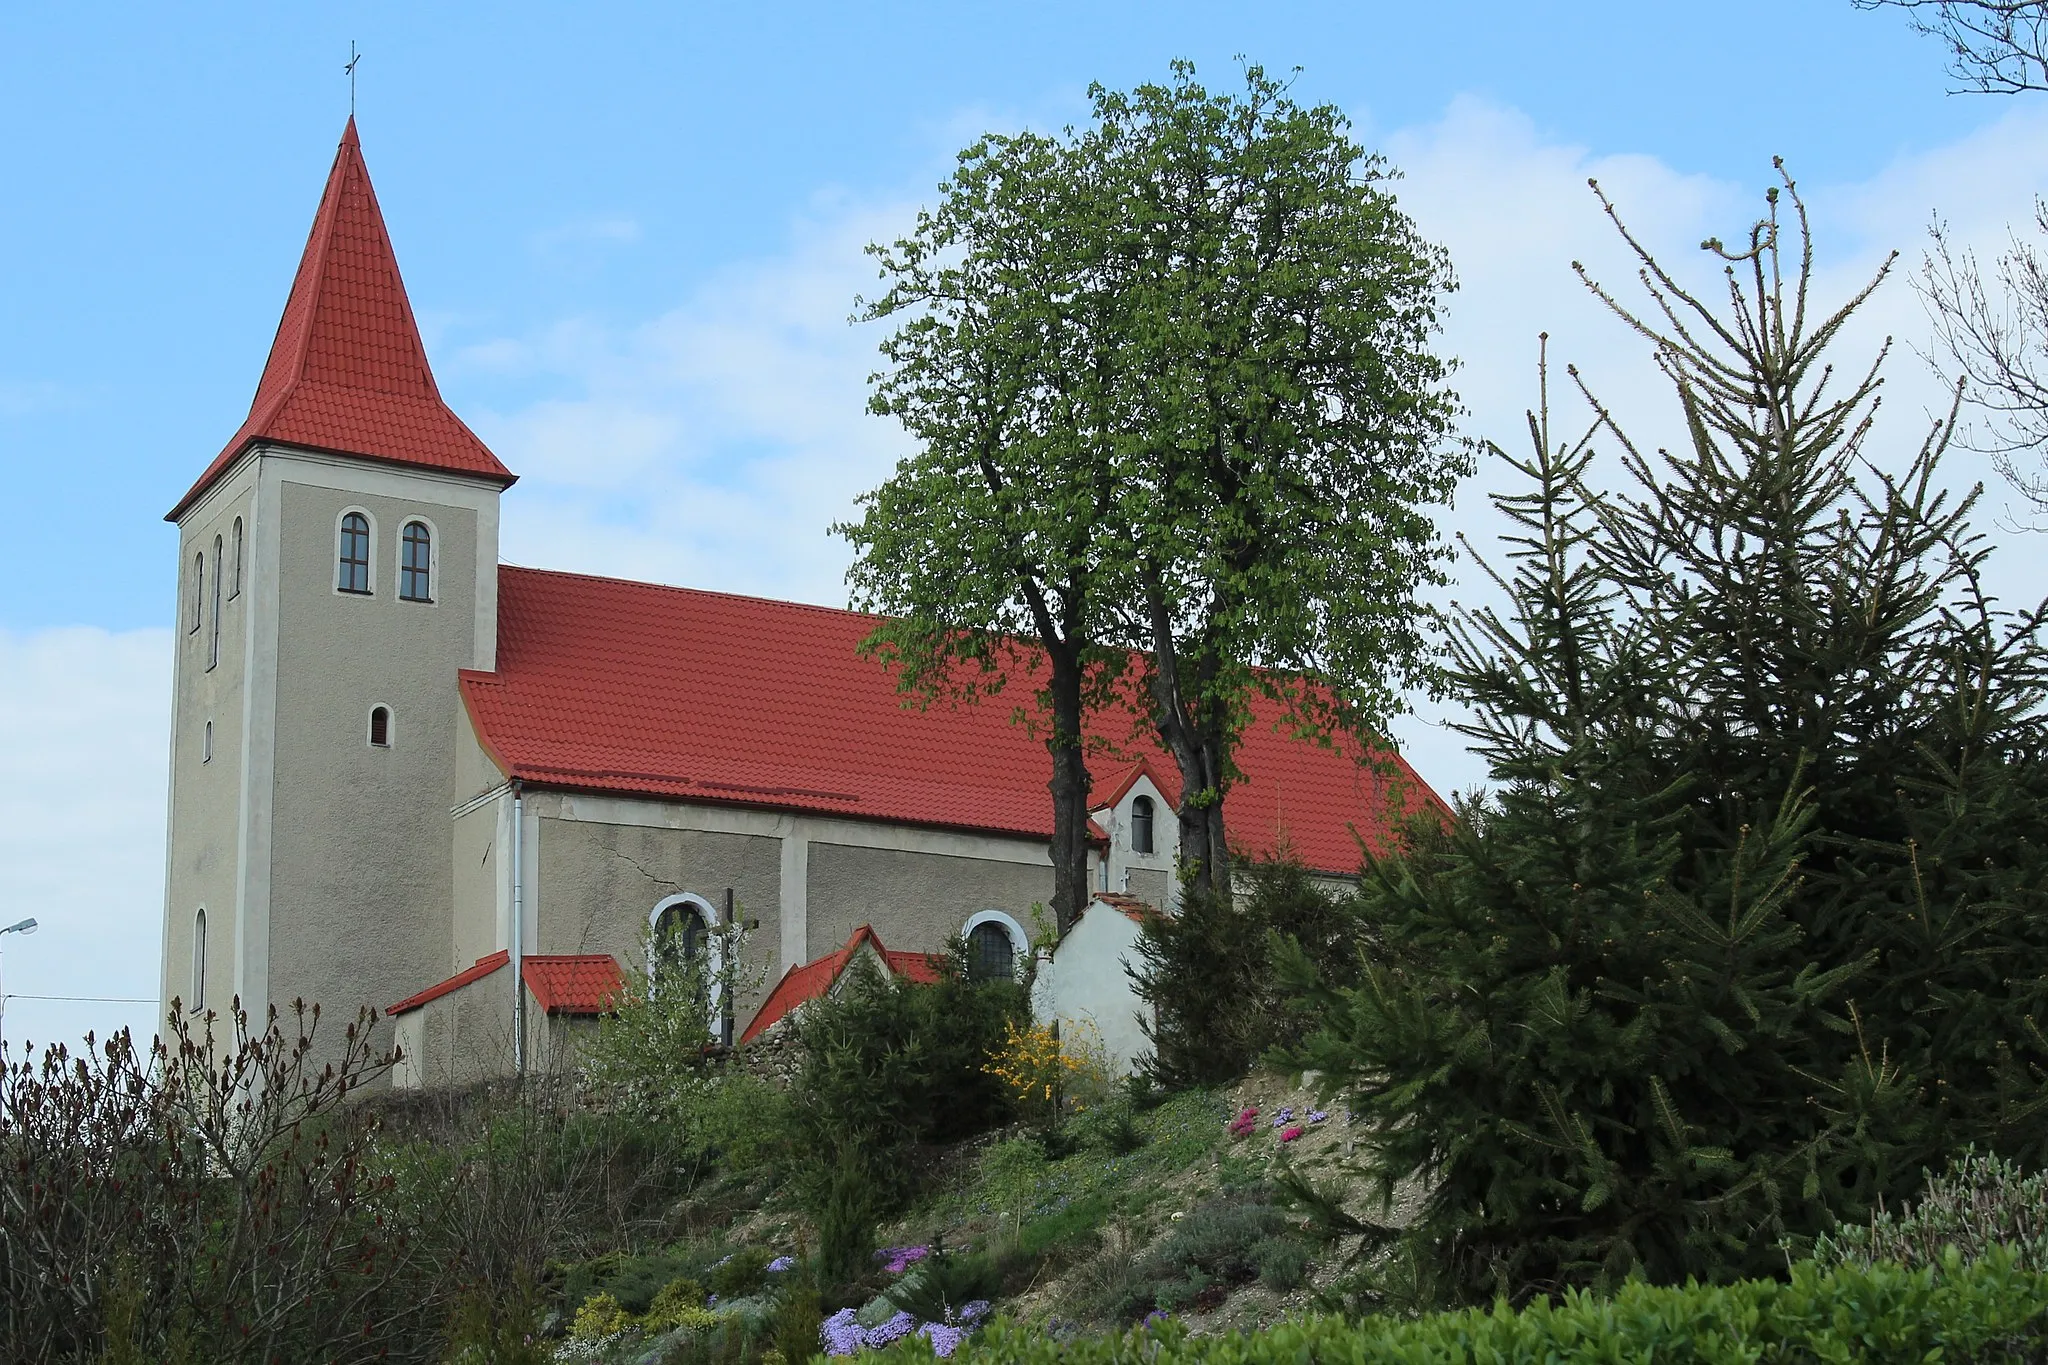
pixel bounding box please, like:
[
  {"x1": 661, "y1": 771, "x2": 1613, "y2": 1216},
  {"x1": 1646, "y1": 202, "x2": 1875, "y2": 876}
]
[{"x1": 499, "y1": 563, "x2": 878, "y2": 623}]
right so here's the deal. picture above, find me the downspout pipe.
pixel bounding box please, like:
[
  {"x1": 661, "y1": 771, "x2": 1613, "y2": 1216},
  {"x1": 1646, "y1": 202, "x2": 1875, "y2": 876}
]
[{"x1": 511, "y1": 781, "x2": 525, "y2": 1078}]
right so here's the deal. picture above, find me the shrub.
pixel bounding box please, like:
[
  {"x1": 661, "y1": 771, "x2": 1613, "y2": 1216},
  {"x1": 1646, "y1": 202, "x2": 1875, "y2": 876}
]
[
  {"x1": 570, "y1": 1291, "x2": 633, "y2": 1341},
  {"x1": 713, "y1": 1248, "x2": 776, "y2": 1298},
  {"x1": 1815, "y1": 1148, "x2": 2048, "y2": 1274},
  {"x1": 645, "y1": 1279, "x2": 714, "y2": 1333},
  {"x1": 0, "y1": 1001, "x2": 432, "y2": 1365},
  {"x1": 872, "y1": 1253, "x2": 2048, "y2": 1363},
  {"x1": 1076, "y1": 1192, "x2": 1294, "y2": 1322},
  {"x1": 1253, "y1": 1238, "x2": 1310, "y2": 1293},
  {"x1": 887, "y1": 1244, "x2": 1003, "y2": 1325},
  {"x1": 1134, "y1": 860, "x2": 1361, "y2": 1090},
  {"x1": 791, "y1": 950, "x2": 1026, "y2": 1241}
]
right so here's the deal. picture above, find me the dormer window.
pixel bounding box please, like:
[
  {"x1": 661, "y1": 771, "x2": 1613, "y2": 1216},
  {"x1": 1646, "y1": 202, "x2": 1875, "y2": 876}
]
[
  {"x1": 400, "y1": 521, "x2": 432, "y2": 601},
  {"x1": 338, "y1": 512, "x2": 371, "y2": 594},
  {"x1": 1131, "y1": 795, "x2": 1156, "y2": 855}
]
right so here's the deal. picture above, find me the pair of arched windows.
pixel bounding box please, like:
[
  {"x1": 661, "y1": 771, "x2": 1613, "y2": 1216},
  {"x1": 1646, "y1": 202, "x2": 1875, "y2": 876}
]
[{"x1": 337, "y1": 512, "x2": 433, "y2": 601}]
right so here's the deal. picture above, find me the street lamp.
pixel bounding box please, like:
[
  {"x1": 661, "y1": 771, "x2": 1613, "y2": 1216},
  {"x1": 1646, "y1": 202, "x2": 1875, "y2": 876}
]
[{"x1": 0, "y1": 917, "x2": 39, "y2": 1064}]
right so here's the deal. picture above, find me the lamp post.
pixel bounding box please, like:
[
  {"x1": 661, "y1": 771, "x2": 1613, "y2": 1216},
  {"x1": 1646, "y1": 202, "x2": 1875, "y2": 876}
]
[{"x1": 0, "y1": 916, "x2": 39, "y2": 1065}]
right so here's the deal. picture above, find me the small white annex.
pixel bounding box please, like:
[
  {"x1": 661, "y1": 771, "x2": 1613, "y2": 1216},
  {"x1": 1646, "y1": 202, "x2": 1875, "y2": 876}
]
[{"x1": 1032, "y1": 892, "x2": 1158, "y2": 1077}]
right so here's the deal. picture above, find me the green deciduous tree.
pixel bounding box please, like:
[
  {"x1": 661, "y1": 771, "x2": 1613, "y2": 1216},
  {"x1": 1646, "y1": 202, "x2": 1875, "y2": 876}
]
[
  {"x1": 1280, "y1": 166, "x2": 2048, "y2": 1307},
  {"x1": 846, "y1": 63, "x2": 1465, "y2": 910},
  {"x1": 1093, "y1": 63, "x2": 1465, "y2": 900}
]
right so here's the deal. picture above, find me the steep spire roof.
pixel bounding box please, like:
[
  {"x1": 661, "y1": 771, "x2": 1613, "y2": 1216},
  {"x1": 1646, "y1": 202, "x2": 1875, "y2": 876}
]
[{"x1": 168, "y1": 119, "x2": 514, "y2": 521}]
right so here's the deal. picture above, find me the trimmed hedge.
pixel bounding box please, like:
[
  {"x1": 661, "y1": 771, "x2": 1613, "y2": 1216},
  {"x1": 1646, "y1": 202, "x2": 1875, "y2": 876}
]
[{"x1": 874, "y1": 1251, "x2": 2048, "y2": 1363}]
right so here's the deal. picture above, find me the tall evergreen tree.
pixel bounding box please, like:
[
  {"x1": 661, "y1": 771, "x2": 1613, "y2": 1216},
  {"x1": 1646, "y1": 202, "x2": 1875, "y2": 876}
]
[{"x1": 1281, "y1": 166, "x2": 2048, "y2": 1307}]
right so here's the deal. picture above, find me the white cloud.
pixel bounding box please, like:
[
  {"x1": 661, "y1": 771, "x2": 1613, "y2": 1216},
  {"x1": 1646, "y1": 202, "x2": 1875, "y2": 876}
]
[{"x1": 0, "y1": 626, "x2": 170, "y2": 1057}]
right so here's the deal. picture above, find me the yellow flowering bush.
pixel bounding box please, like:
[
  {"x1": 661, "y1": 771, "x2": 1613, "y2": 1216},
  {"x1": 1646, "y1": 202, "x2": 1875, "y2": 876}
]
[
  {"x1": 642, "y1": 1278, "x2": 717, "y2": 1333},
  {"x1": 569, "y1": 1291, "x2": 631, "y2": 1341},
  {"x1": 984, "y1": 1017, "x2": 1112, "y2": 1120}
]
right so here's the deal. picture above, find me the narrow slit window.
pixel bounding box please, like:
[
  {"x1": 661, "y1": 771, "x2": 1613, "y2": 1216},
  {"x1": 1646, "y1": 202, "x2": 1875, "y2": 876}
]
[
  {"x1": 338, "y1": 513, "x2": 371, "y2": 594},
  {"x1": 189, "y1": 552, "x2": 204, "y2": 632},
  {"x1": 1131, "y1": 795, "x2": 1155, "y2": 855},
  {"x1": 202, "y1": 719, "x2": 213, "y2": 763},
  {"x1": 400, "y1": 521, "x2": 432, "y2": 601},
  {"x1": 369, "y1": 706, "x2": 392, "y2": 748},
  {"x1": 229, "y1": 517, "x2": 244, "y2": 599},
  {"x1": 192, "y1": 908, "x2": 206, "y2": 1012},
  {"x1": 207, "y1": 534, "x2": 223, "y2": 669}
]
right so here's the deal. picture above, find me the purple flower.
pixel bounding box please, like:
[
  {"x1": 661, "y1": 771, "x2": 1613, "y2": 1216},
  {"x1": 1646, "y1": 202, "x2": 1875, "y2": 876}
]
[
  {"x1": 875, "y1": 1245, "x2": 930, "y2": 1275},
  {"x1": 957, "y1": 1300, "x2": 992, "y2": 1325},
  {"x1": 1144, "y1": 1309, "x2": 1172, "y2": 1328},
  {"x1": 866, "y1": 1311, "x2": 918, "y2": 1347},
  {"x1": 766, "y1": 1256, "x2": 795, "y2": 1273},
  {"x1": 1271, "y1": 1106, "x2": 1295, "y2": 1127},
  {"x1": 1307, "y1": 1110, "x2": 1329, "y2": 1125},
  {"x1": 922, "y1": 1323, "x2": 966, "y2": 1358},
  {"x1": 821, "y1": 1308, "x2": 865, "y2": 1357}
]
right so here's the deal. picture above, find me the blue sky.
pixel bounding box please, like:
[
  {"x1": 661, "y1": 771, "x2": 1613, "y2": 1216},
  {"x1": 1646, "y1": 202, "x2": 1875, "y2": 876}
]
[{"x1": 3, "y1": 1, "x2": 2045, "y2": 1047}]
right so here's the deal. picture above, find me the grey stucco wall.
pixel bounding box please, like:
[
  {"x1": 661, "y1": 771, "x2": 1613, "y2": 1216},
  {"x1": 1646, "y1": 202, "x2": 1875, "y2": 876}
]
[
  {"x1": 450, "y1": 716, "x2": 505, "y2": 973},
  {"x1": 164, "y1": 481, "x2": 255, "y2": 1021},
  {"x1": 806, "y1": 841, "x2": 1053, "y2": 959},
  {"x1": 535, "y1": 815, "x2": 784, "y2": 1018},
  {"x1": 1125, "y1": 868, "x2": 1173, "y2": 912},
  {"x1": 266, "y1": 479, "x2": 477, "y2": 1060}
]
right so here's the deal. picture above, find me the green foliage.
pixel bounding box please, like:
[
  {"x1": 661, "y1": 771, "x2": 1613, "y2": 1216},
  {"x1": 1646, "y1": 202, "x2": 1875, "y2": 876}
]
[
  {"x1": 1075, "y1": 1192, "x2": 1299, "y2": 1322},
  {"x1": 712, "y1": 1248, "x2": 775, "y2": 1299},
  {"x1": 845, "y1": 60, "x2": 1465, "y2": 911},
  {"x1": 645, "y1": 1279, "x2": 716, "y2": 1333},
  {"x1": 790, "y1": 955, "x2": 1027, "y2": 1222},
  {"x1": 1135, "y1": 859, "x2": 1362, "y2": 1088},
  {"x1": 887, "y1": 1243, "x2": 1005, "y2": 1324},
  {"x1": 769, "y1": 1282, "x2": 824, "y2": 1365},
  {"x1": 570, "y1": 1292, "x2": 632, "y2": 1340},
  {"x1": 1280, "y1": 168, "x2": 2048, "y2": 1307},
  {"x1": 1816, "y1": 1148, "x2": 2048, "y2": 1274},
  {"x1": 441, "y1": 1280, "x2": 550, "y2": 1365},
  {"x1": 1253, "y1": 1237, "x2": 1311, "y2": 1294},
  {"x1": 872, "y1": 1253, "x2": 2048, "y2": 1363}
]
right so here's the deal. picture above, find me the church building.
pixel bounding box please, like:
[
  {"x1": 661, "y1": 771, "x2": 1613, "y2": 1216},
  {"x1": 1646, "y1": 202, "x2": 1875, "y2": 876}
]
[{"x1": 158, "y1": 121, "x2": 1444, "y2": 1087}]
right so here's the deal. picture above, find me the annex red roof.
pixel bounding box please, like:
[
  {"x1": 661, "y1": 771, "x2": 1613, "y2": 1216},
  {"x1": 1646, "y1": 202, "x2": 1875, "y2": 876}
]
[
  {"x1": 739, "y1": 925, "x2": 943, "y2": 1045},
  {"x1": 461, "y1": 567, "x2": 1445, "y2": 875},
  {"x1": 521, "y1": 954, "x2": 626, "y2": 1016},
  {"x1": 168, "y1": 119, "x2": 514, "y2": 522},
  {"x1": 389, "y1": 950, "x2": 508, "y2": 1015}
]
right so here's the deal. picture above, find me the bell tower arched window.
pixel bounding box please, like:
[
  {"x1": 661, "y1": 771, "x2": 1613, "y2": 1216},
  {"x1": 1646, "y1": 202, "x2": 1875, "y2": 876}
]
[
  {"x1": 192, "y1": 908, "x2": 207, "y2": 1011},
  {"x1": 189, "y1": 551, "x2": 204, "y2": 632},
  {"x1": 400, "y1": 521, "x2": 432, "y2": 601},
  {"x1": 207, "y1": 534, "x2": 223, "y2": 670},
  {"x1": 1131, "y1": 795, "x2": 1156, "y2": 855},
  {"x1": 338, "y1": 512, "x2": 371, "y2": 594},
  {"x1": 229, "y1": 517, "x2": 244, "y2": 599},
  {"x1": 368, "y1": 706, "x2": 392, "y2": 748}
]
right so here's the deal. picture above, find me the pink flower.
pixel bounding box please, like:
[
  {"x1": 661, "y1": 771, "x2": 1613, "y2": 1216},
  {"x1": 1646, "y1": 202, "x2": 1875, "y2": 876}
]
[
  {"x1": 1227, "y1": 1107, "x2": 1259, "y2": 1137},
  {"x1": 1279, "y1": 1125, "x2": 1304, "y2": 1142}
]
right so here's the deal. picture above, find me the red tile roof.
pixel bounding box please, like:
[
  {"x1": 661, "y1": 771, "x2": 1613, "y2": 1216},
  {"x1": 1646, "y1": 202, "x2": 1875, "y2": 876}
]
[
  {"x1": 168, "y1": 119, "x2": 514, "y2": 522},
  {"x1": 461, "y1": 567, "x2": 1444, "y2": 874},
  {"x1": 1090, "y1": 892, "x2": 1159, "y2": 926},
  {"x1": 739, "y1": 924, "x2": 944, "y2": 1045},
  {"x1": 388, "y1": 950, "x2": 508, "y2": 1015},
  {"x1": 521, "y1": 954, "x2": 627, "y2": 1016}
]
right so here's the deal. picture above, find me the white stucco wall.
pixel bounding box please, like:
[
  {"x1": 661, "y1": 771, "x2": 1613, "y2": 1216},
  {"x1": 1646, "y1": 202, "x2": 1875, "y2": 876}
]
[{"x1": 1032, "y1": 896, "x2": 1154, "y2": 1077}]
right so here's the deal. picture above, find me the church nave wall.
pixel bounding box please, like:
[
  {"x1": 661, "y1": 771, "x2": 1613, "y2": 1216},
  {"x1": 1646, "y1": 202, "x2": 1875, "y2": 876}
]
[{"x1": 805, "y1": 842, "x2": 1052, "y2": 964}]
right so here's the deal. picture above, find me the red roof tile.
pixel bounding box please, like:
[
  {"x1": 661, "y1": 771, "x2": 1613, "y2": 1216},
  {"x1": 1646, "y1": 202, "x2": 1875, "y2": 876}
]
[
  {"x1": 461, "y1": 567, "x2": 1445, "y2": 874},
  {"x1": 521, "y1": 954, "x2": 626, "y2": 1015},
  {"x1": 1090, "y1": 892, "x2": 1160, "y2": 926},
  {"x1": 168, "y1": 119, "x2": 514, "y2": 522},
  {"x1": 739, "y1": 924, "x2": 944, "y2": 1044},
  {"x1": 389, "y1": 950, "x2": 509, "y2": 1015}
]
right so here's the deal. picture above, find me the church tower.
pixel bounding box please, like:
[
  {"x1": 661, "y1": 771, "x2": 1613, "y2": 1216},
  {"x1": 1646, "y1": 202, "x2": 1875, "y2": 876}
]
[{"x1": 160, "y1": 121, "x2": 516, "y2": 1052}]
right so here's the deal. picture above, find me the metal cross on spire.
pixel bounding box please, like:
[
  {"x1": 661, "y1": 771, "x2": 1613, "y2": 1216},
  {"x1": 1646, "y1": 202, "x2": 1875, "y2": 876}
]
[{"x1": 345, "y1": 41, "x2": 362, "y2": 116}]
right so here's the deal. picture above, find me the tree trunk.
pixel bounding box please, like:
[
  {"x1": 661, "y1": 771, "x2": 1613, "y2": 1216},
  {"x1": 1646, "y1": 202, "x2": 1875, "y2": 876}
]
[
  {"x1": 1045, "y1": 644, "x2": 1093, "y2": 936},
  {"x1": 1141, "y1": 565, "x2": 1234, "y2": 904}
]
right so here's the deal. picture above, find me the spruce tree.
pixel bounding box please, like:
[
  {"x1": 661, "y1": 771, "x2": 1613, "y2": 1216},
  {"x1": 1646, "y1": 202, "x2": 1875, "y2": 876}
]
[{"x1": 1281, "y1": 166, "x2": 2048, "y2": 1306}]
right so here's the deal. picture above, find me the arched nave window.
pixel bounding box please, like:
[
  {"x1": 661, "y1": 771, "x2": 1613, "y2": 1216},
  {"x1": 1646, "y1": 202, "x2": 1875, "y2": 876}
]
[
  {"x1": 1130, "y1": 795, "x2": 1156, "y2": 855},
  {"x1": 962, "y1": 910, "x2": 1028, "y2": 983}
]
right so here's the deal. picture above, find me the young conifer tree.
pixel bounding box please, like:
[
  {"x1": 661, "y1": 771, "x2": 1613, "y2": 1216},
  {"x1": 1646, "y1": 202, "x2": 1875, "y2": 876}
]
[{"x1": 1281, "y1": 165, "x2": 2048, "y2": 1306}]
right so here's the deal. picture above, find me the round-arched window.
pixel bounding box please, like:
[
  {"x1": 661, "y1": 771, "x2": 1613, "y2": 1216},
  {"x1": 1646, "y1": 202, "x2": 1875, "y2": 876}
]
[
  {"x1": 967, "y1": 920, "x2": 1015, "y2": 982},
  {"x1": 1131, "y1": 795, "x2": 1156, "y2": 854}
]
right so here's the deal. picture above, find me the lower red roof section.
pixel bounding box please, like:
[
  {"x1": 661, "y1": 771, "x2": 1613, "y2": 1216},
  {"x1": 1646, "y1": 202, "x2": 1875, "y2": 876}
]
[
  {"x1": 462, "y1": 566, "x2": 1445, "y2": 875},
  {"x1": 522, "y1": 954, "x2": 627, "y2": 1016},
  {"x1": 740, "y1": 925, "x2": 944, "y2": 1045},
  {"x1": 388, "y1": 950, "x2": 625, "y2": 1018}
]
